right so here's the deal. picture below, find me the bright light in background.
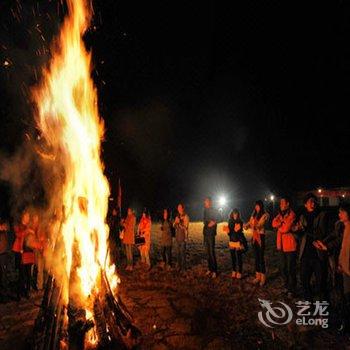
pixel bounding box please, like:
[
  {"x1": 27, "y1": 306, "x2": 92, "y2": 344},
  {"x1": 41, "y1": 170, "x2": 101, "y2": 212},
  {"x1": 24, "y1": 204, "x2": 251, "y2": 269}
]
[
  {"x1": 318, "y1": 188, "x2": 322, "y2": 193},
  {"x1": 218, "y1": 195, "x2": 227, "y2": 207},
  {"x1": 270, "y1": 194, "x2": 275, "y2": 201}
]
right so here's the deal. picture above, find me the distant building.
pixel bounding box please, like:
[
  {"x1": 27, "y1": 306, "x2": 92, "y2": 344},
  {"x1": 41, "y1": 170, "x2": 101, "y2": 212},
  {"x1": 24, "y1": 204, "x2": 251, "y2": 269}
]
[{"x1": 296, "y1": 187, "x2": 350, "y2": 207}]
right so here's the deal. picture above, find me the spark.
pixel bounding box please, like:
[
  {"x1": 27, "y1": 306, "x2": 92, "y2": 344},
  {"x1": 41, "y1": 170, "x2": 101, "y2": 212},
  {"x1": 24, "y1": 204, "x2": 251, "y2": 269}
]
[{"x1": 3, "y1": 59, "x2": 12, "y2": 68}]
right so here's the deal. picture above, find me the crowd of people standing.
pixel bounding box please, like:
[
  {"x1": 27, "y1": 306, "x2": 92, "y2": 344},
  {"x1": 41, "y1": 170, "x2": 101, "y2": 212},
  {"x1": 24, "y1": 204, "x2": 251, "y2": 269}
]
[
  {"x1": 1, "y1": 192, "x2": 350, "y2": 332},
  {"x1": 0, "y1": 209, "x2": 46, "y2": 301},
  {"x1": 108, "y1": 194, "x2": 350, "y2": 332},
  {"x1": 109, "y1": 203, "x2": 190, "y2": 273}
]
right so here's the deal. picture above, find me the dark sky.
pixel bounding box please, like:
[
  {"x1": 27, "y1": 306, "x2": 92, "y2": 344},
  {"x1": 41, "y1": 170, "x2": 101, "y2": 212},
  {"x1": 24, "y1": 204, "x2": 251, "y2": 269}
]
[{"x1": 1, "y1": 1, "x2": 350, "y2": 217}]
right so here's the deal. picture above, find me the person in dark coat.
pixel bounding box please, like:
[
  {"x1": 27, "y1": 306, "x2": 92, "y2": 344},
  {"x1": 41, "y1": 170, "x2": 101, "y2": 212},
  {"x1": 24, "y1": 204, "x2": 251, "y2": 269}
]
[
  {"x1": 203, "y1": 197, "x2": 219, "y2": 278},
  {"x1": 294, "y1": 193, "x2": 330, "y2": 301},
  {"x1": 0, "y1": 219, "x2": 9, "y2": 302},
  {"x1": 225, "y1": 209, "x2": 247, "y2": 279},
  {"x1": 314, "y1": 204, "x2": 350, "y2": 332},
  {"x1": 107, "y1": 207, "x2": 121, "y2": 265},
  {"x1": 315, "y1": 219, "x2": 344, "y2": 298},
  {"x1": 160, "y1": 209, "x2": 173, "y2": 269}
]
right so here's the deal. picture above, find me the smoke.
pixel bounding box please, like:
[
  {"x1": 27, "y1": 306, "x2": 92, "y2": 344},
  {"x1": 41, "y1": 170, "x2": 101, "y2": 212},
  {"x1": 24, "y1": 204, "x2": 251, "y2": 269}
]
[
  {"x1": 0, "y1": 1, "x2": 65, "y2": 219},
  {"x1": 0, "y1": 131, "x2": 69, "y2": 291},
  {"x1": 0, "y1": 139, "x2": 38, "y2": 217}
]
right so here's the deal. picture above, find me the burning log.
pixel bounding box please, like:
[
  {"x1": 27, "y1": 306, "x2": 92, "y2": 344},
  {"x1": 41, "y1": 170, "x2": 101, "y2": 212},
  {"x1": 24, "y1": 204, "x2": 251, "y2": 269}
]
[
  {"x1": 31, "y1": 270, "x2": 141, "y2": 350},
  {"x1": 101, "y1": 269, "x2": 141, "y2": 349},
  {"x1": 92, "y1": 296, "x2": 109, "y2": 347},
  {"x1": 67, "y1": 305, "x2": 94, "y2": 350},
  {"x1": 31, "y1": 276, "x2": 65, "y2": 350}
]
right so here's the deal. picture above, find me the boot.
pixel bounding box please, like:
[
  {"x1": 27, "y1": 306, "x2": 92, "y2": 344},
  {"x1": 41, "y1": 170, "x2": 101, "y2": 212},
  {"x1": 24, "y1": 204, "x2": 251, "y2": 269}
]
[
  {"x1": 259, "y1": 273, "x2": 266, "y2": 286},
  {"x1": 253, "y1": 272, "x2": 260, "y2": 284}
]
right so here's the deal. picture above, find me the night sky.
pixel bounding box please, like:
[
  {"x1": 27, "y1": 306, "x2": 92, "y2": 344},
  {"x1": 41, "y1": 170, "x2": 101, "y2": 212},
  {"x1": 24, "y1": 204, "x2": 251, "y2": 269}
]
[{"x1": 1, "y1": 1, "x2": 350, "y2": 218}]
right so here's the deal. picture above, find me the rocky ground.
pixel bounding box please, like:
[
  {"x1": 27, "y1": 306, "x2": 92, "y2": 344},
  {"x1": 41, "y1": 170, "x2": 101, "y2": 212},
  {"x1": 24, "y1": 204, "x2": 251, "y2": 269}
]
[{"x1": 1, "y1": 222, "x2": 350, "y2": 349}]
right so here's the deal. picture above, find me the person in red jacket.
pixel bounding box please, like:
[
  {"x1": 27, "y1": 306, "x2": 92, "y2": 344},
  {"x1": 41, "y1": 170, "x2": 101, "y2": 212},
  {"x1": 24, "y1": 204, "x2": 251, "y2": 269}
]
[
  {"x1": 12, "y1": 210, "x2": 31, "y2": 299},
  {"x1": 137, "y1": 210, "x2": 152, "y2": 269},
  {"x1": 12, "y1": 210, "x2": 43, "y2": 299},
  {"x1": 272, "y1": 196, "x2": 297, "y2": 296}
]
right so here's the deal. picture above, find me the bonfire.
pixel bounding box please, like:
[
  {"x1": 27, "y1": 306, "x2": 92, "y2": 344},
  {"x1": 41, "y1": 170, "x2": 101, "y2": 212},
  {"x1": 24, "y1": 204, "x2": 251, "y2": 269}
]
[{"x1": 30, "y1": 0, "x2": 139, "y2": 348}]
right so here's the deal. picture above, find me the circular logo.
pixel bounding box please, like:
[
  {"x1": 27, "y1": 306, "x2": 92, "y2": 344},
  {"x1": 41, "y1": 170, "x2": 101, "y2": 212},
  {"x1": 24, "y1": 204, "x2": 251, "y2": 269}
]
[{"x1": 258, "y1": 298, "x2": 293, "y2": 328}]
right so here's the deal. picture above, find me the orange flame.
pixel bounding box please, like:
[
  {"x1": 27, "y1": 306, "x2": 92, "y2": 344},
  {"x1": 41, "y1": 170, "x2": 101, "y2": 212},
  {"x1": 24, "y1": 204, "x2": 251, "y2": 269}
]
[{"x1": 32, "y1": 0, "x2": 118, "y2": 311}]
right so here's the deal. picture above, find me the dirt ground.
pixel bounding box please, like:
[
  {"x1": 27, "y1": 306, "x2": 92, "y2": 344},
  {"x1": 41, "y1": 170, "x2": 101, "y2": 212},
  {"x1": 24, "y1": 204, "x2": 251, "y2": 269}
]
[
  {"x1": 1, "y1": 222, "x2": 350, "y2": 349},
  {"x1": 0, "y1": 290, "x2": 43, "y2": 350},
  {"x1": 117, "y1": 222, "x2": 350, "y2": 350}
]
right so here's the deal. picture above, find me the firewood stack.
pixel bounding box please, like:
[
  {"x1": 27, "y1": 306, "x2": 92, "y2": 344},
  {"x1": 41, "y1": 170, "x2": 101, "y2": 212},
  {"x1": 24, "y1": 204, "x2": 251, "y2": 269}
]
[{"x1": 30, "y1": 272, "x2": 141, "y2": 350}]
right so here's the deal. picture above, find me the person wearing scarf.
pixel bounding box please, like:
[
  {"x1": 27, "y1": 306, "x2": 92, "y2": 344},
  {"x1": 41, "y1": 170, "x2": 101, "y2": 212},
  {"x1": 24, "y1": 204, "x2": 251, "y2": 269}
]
[{"x1": 245, "y1": 200, "x2": 269, "y2": 286}]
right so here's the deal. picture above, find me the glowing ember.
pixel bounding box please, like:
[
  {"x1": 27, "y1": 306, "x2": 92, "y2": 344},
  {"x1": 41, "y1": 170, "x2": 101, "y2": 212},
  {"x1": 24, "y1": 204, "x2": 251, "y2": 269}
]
[{"x1": 32, "y1": 0, "x2": 119, "y2": 336}]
